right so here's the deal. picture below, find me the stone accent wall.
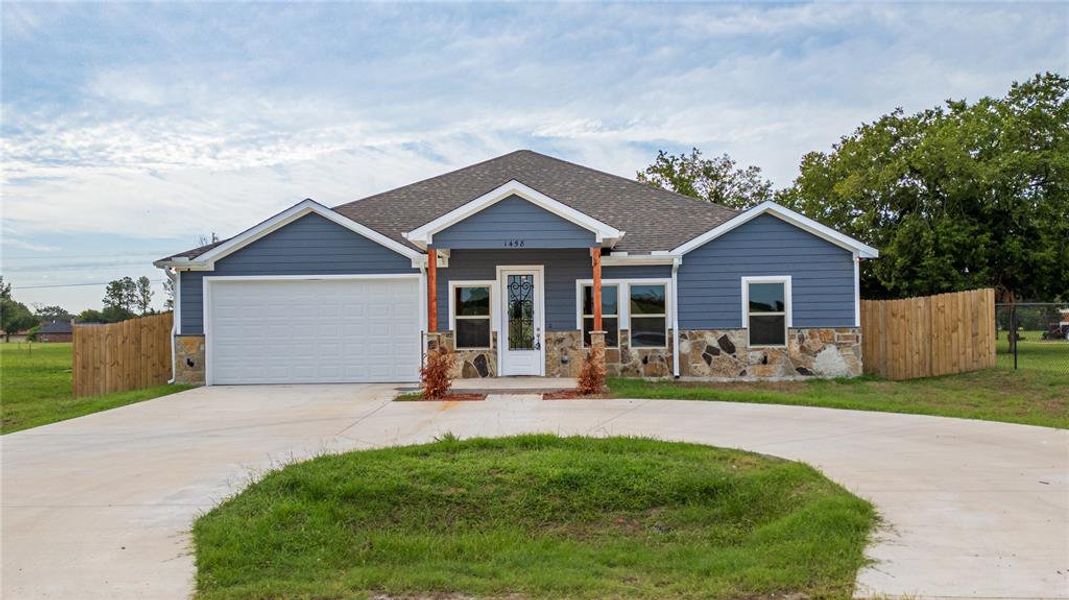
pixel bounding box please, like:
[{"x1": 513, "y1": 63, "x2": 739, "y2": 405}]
[
  {"x1": 175, "y1": 335, "x2": 205, "y2": 385},
  {"x1": 679, "y1": 328, "x2": 862, "y2": 378},
  {"x1": 545, "y1": 331, "x2": 583, "y2": 377},
  {"x1": 444, "y1": 326, "x2": 862, "y2": 380},
  {"x1": 544, "y1": 329, "x2": 675, "y2": 378},
  {"x1": 427, "y1": 331, "x2": 497, "y2": 378}
]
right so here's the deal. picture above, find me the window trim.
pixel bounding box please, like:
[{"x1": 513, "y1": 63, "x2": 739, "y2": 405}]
[
  {"x1": 576, "y1": 282, "x2": 621, "y2": 348},
  {"x1": 576, "y1": 278, "x2": 672, "y2": 350},
  {"x1": 741, "y1": 276, "x2": 793, "y2": 348},
  {"x1": 449, "y1": 280, "x2": 497, "y2": 349}
]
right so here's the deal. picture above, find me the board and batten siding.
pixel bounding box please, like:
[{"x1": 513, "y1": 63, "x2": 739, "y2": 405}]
[
  {"x1": 432, "y1": 195, "x2": 597, "y2": 249},
  {"x1": 435, "y1": 248, "x2": 670, "y2": 332},
  {"x1": 179, "y1": 213, "x2": 418, "y2": 335},
  {"x1": 677, "y1": 214, "x2": 856, "y2": 329}
]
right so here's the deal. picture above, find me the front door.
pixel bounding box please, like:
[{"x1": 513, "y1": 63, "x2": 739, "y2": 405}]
[{"x1": 499, "y1": 267, "x2": 544, "y2": 376}]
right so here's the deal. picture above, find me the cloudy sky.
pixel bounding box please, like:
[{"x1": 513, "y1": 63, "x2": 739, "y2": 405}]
[{"x1": 1, "y1": 2, "x2": 1066, "y2": 312}]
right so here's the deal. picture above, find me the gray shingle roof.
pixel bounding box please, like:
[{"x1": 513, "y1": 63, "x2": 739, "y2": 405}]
[{"x1": 162, "y1": 149, "x2": 737, "y2": 261}]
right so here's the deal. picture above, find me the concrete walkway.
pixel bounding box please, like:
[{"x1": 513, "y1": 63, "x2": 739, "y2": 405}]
[{"x1": 2, "y1": 385, "x2": 1066, "y2": 599}]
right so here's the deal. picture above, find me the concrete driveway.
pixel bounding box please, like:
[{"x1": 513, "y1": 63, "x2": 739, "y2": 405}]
[{"x1": 2, "y1": 385, "x2": 1067, "y2": 599}]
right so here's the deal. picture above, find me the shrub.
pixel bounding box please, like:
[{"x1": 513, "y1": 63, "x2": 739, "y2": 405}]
[
  {"x1": 577, "y1": 343, "x2": 606, "y2": 395},
  {"x1": 420, "y1": 345, "x2": 457, "y2": 399}
]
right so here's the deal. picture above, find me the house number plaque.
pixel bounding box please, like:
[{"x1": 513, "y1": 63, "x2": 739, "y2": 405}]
[{"x1": 503, "y1": 239, "x2": 526, "y2": 248}]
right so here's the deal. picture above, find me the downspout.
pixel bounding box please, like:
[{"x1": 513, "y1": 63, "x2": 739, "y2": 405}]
[
  {"x1": 166, "y1": 267, "x2": 179, "y2": 384},
  {"x1": 671, "y1": 257, "x2": 681, "y2": 379}
]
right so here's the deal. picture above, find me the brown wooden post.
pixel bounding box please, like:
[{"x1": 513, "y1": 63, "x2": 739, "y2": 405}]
[
  {"x1": 591, "y1": 247, "x2": 602, "y2": 332},
  {"x1": 427, "y1": 246, "x2": 438, "y2": 333}
]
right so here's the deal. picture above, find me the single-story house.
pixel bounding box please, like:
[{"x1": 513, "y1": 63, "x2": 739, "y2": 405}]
[
  {"x1": 155, "y1": 150, "x2": 877, "y2": 386},
  {"x1": 35, "y1": 320, "x2": 73, "y2": 343}
]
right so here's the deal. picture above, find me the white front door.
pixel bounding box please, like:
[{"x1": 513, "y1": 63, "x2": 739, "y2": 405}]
[{"x1": 498, "y1": 267, "x2": 544, "y2": 376}]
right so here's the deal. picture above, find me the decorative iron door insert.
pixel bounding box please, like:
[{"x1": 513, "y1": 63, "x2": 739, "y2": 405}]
[{"x1": 506, "y1": 274, "x2": 535, "y2": 350}]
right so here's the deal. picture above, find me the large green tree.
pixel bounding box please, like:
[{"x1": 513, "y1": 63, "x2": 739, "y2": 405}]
[
  {"x1": 637, "y1": 148, "x2": 774, "y2": 209},
  {"x1": 0, "y1": 276, "x2": 39, "y2": 341},
  {"x1": 780, "y1": 72, "x2": 1069, "y2": 302}
]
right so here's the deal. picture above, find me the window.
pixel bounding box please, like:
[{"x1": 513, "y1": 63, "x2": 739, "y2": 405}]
[
  {"x1": 581, "y1": 284, "x2": 619, "y2": 348},
  {"x1": 629, "y1": 284, "x2": 667, "y2": 348},
  {"x1": 744, "y1": 277, "x2": 790, "y2": 347},
  {"x1": 452, "y1": 285, "x2": 491, "y2": 348}
]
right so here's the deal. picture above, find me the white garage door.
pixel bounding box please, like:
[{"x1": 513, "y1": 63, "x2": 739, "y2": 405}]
[{"x1": 206, "y1": 277, "x2": 421, "y2": 384}]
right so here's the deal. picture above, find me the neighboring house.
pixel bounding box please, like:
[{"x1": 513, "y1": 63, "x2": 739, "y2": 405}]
[
  {"x1": 155, "y1": 150, "x2": 877, "y2": 386},
  {"x1": 1, "y1": 329, "x2": 30, "y2": 343},
  {"x1": 35, "y1": 320, "x2": 73, "y2": 343}
]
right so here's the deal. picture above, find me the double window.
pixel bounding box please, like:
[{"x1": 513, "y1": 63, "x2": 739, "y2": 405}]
[
  {"x1": 580, "y1": 284, "x2": 619, "y2": 348},
  {"x1": 577, "y1": 280, "x2": 669, "y2": 349},
  {"x1": 452, "y1": 283, "x2": 492, "y2": 349},
  {"x1": 743, "y1": 277, "x2": 791, "y2": 347}
]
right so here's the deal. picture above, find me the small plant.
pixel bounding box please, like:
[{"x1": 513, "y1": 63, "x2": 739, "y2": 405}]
[
  {"x1": 420, "y1": 345, "x2": 457, "y2": 400},
  {"x1": 576, "y1": 343, "x2": 606, "y2": 395}
]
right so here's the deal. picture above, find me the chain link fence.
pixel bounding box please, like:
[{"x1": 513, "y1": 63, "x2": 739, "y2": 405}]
[{"x1": 995, "y1": 302, "x2": 1069, "y2": 374}]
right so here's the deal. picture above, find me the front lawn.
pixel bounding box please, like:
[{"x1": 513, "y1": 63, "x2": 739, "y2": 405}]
[
  {"x1": 0, "y1": 342, "x2": 191, "y2": 434},
  {"x1": 610, "y1": 336, "x2": 1068, "y2": 429},
  {"x1": 194, "y1": 435, "x2": 876, "y2": 600}
]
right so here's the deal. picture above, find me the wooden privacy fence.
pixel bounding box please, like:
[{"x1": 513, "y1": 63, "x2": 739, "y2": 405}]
[
  {"x1": 73, "y1": 312, "x2": 173, "y2": 397},
  {"x1": 861, "y1": 289, "x2": 996, "y2": 380}
]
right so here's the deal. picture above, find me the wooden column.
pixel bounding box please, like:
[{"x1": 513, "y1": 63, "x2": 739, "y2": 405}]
[
  {"x1": 591, "y1": 247, "x2": 603, "y2": 332},
  {"x1": 427, "y1": 247, "x2": 438, "y2": 332}
]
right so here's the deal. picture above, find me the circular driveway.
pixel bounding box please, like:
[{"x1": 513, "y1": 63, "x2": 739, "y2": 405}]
[{"x1": 3, "y1": 385, "x2": 1067, "y2": 599}]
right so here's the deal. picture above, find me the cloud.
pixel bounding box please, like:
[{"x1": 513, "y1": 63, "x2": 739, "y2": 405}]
[{"x1": 1, "y1": 1, "x2": 1065, "y2": 245}]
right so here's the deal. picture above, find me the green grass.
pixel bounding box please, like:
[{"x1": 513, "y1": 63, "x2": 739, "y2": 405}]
[
  {"x1": 194, "y1": 435, "x2": 876, "y2": 600},
  {"x1": 0, "y1": 342, "x2": 191, "y2": 434},
  {"x1": 610, "y1": 335, "x2": 1068, "y2": 429}
]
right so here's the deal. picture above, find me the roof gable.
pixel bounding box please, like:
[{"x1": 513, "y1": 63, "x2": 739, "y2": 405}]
[
  {"x1": 155, "y1": 199, "x2": 423, "y2": 269},
  {"x1": 672, "y1": 201, "x2": 878, "y2": 258},
  {"x1": 404, "y1": 180, "x2": 622, "y2": 248}
]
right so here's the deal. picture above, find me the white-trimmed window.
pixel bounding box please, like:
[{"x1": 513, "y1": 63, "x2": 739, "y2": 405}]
[
  {"x1": 629, "y1": 284, "x2": 667, "y2": 348},
  {"x1": 580, "y1": 283, "x2": 620, "y2": 348},
  {"x1": 450, "y1": 282, "x2": 493, "y2": 349},
  {"x1": 742, "y1": 276, "x2": 792, "y2": 348}
]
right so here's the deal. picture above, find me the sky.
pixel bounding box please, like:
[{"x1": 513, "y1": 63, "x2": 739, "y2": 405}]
[{"x1": 1, "y1": 2, "x2": 1066, "y2": 313}]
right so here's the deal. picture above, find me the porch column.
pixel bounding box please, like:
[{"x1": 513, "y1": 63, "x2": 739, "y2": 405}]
[
  {"x1": 427, "y1": 246, "x2": 438, "y2": 332},
  {"x1": 591, "y1": 247, "x2": 603, "y2": 332}
]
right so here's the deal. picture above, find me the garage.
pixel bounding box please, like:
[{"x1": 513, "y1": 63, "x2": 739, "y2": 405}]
[{"x1": 205, "y1": 276, "x2": 421, "y2": 385}]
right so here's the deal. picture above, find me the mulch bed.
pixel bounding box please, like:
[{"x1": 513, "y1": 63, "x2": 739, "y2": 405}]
[
  {"x1": 415, "y1": 393, "x2": 487, "y2": 402},
  {"x1": 542, "y1": 390, "x2": 611, "y2": 400}
]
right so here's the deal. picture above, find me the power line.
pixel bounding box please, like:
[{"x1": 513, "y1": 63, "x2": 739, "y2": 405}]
[
  {"x1": 15, "y1": 279, "x2": 166, "y2": 290},
  {"x1": 2, "y1": 251, "x2": 175, "y2": 260}
]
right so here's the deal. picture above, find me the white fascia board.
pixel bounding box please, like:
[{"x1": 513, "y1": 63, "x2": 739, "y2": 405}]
[
  {"x1": 403, "y1": 180, "x2": 625, "y2": 248},
  {"x1": 601, "y1": 254, "x2": 678, "y2": 267},
  {"x1": 671, "y1": 201, "x2": 879, "y2": 259},
  {"x1": 177, "y1": 199, "x2": 424, "y2": 270}
]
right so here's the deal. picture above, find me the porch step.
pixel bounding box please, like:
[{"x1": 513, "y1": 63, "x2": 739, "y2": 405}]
[{"x1": 452, "y1": 377, "x2": 576, "y2": 395}]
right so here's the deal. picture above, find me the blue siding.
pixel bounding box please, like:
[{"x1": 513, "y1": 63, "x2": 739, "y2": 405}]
[
  {"x1": 677, "y1": 214, "x2": 855, "y2": 329},
  {"x1": 179, "y1": 213, "x2": 417, "y2": 334},
  {"x1": 433, "y1": 195, "x2": 597, "y2": 249},
  {"x1": 436, "y1": 249, "x2": 670, "y2": 332}
]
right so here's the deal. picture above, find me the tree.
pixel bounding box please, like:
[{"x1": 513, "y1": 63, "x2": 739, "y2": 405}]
[
  {"x1": 102, "y1": 305, "x2": 136, "y2": 323},
  {"x1": 33, "y1": 304, "x2": 72, "y2": 322},
  {"x1": 637, "y1": 148, "x2": 774, "y2": 209},
  {"x1": 162, "y1": 277, "x2": 175, "y2": 311},
  {"x1": 103, "y1": 277, "x2": 137, "y2": 312},
  {"x1": 1, "y1": 297, "x2": 37, "y2": 341},
  {"x1": 77, "y1": 309, "x2": 105, "y2": 323},
  {"x1": 0, "y1": 275, "x2": 11, "y2": 300},
  {"x1": 135, "y1": 276, "x2": 154, "y2": 314},
  {"x1": 780, "y1": 72, "x2": 1069, "y2": 302}
]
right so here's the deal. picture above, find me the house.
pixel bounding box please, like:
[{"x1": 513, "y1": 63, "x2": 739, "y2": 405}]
[
  {"x1": 155, "y1": 150, "x2": 877, "y2": 386},
  {"x1": 35, "y1": 320, "x2": 73, "y2": 343}
]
